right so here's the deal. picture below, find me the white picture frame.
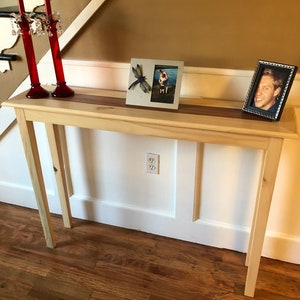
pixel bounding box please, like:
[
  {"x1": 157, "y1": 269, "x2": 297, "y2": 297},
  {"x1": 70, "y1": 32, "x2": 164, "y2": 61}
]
[{"x1": 126, "y1": 58, "x2": 184, "y2": 110}]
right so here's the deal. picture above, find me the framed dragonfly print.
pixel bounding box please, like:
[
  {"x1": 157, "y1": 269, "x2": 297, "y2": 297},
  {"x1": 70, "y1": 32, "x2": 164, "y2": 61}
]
[
  {"x1": 126, "y1": 58, "x2": 184, "y2": 109},
  {"x1": 242, "y1": 60, "x2": 297, "y2": 121}
]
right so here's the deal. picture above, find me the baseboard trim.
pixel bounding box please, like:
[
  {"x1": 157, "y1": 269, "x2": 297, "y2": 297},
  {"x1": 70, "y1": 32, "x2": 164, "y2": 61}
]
[{"x1": 67, "y1": 195, "x2": 300, "y2": 264}]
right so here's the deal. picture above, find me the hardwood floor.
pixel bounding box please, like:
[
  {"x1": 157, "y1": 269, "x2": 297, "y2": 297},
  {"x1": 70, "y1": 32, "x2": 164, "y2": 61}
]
[{"x1": 0, "y1": 202, "x2": 299, "y2": 300}]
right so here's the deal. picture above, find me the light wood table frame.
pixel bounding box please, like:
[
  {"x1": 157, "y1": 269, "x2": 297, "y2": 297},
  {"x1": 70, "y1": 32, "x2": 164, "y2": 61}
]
[{"x1": 3, "y1": 89, "x2": 300, "y2": 297}]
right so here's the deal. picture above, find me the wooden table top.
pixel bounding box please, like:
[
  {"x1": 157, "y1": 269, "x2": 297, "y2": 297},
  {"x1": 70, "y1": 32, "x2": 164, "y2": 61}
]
[{"x1": 3, "y1": 88, "x2": 299, "y2": 141}]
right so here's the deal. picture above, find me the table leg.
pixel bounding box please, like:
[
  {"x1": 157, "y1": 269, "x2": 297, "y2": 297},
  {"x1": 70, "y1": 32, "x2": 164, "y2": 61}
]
[
  {"x1": 58, "y1": 125, "x2": 74, "y2": 197},
  {"x1": 244, "y1": 138, "x2": 283, "y2": 297},
  {"x1": 15, "y1": 109, "x2": 55, "y2": 248},
  {"x1": 45, "y1": 123, "x2": 72, "y2": 228},
  {"x1": 246, "y1": 189, "x2": 260, "y2": 268}
]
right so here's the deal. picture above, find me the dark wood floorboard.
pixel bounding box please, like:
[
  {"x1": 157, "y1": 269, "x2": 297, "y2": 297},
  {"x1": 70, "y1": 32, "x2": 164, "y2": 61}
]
[{"x1": 0, "y1": 202, "x2": 299, "y2": 300}]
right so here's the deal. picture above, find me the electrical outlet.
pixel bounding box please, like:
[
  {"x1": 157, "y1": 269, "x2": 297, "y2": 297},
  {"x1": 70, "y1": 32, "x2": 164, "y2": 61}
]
[{"x1": 145, "y1": 153, "x2": 160, "y2": 174}]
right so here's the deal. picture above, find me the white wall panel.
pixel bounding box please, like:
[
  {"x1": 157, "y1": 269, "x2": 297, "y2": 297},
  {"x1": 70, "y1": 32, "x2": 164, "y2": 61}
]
[
  {"x1": 65, "y1": 127, "x2": 178, "y2": 216},
  {"x1": 200, "y1": 144, "x2": 262, "y2": 227}
]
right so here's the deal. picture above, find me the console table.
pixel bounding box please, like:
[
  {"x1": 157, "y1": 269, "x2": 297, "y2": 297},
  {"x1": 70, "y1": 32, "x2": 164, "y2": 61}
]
[{"x1": 3, "y1": 88, "x2": 299, "y2": 297}]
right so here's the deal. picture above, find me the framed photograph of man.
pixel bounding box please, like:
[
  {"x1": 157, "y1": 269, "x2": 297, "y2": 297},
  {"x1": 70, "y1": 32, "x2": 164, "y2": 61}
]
[
  {"x1": 242, "y1": 60, "x2": 298, "y2": 121},
  {"x1": 126, "y1": 58, "x2": 184, "y2": 110}
]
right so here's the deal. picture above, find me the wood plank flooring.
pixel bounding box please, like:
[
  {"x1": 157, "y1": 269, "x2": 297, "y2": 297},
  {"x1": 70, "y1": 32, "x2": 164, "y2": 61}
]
[{"x1": 0, "y1": 202, "x2": 299, "y2": 300}]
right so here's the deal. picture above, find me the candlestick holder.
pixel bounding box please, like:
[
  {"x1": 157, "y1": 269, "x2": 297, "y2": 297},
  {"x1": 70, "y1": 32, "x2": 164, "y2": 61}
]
[
  {"x1": 44, "y1": 0, "x2": 74, "y2": 98},
  {"x1": 11, "y1": 9, "x2": 48, "y2": 99},
  {"x1": 11, "y1": 0, "x2": 74, "y2": 98}
]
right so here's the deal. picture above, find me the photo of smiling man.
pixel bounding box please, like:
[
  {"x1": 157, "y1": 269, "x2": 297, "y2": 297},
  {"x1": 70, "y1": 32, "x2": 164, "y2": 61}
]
[{"x1": 253, "y1": 68, "x2": 285, "y2": 113}]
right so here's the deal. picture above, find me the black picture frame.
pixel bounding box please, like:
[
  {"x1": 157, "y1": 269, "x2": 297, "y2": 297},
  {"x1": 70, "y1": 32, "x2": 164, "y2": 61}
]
[{"x1": 242, "y1": 60, "x2": 298, "y2": 121}]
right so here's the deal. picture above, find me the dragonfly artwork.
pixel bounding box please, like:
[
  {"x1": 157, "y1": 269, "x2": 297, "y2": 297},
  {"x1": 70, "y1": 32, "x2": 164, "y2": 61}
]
[{"x1": 128, "y1": 64, "x2": 152, "y2": 93}]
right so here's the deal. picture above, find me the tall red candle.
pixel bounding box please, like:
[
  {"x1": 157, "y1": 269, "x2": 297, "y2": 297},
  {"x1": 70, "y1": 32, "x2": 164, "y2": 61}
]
[
  {"x1": 17, "y1": 0, "x2": 48, "y2": 98},
  {"x1": 44, "y1": 0, "x2": 74, "y2": 97}
]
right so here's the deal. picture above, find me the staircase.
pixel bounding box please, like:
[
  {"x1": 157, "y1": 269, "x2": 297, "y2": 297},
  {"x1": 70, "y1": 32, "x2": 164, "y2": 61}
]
[{"x1": 0, "y1": 6, "x2": 19, "y2": 69}]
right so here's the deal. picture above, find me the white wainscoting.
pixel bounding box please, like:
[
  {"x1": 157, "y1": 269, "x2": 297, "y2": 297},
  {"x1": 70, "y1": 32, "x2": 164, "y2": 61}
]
[{"x1": 1, "y1": 60, "x2": 300, "y2": 264}]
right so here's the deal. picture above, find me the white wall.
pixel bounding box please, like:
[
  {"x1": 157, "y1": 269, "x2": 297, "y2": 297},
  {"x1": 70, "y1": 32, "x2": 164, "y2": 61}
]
[{"x1": 1, "y1": 60, "x2": 300, "y2": 264}]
